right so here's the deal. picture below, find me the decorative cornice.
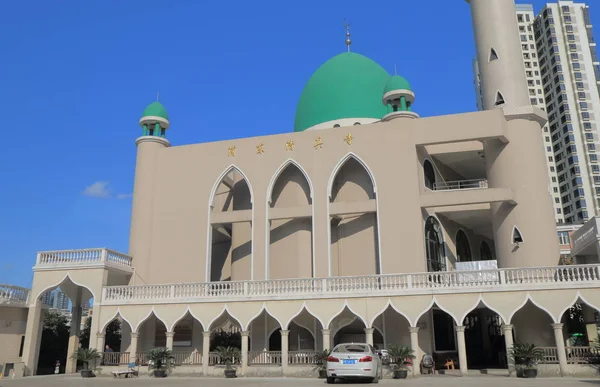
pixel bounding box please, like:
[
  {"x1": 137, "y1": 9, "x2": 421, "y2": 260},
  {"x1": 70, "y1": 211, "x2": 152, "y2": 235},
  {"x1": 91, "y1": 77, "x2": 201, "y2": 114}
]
[
  {"x1": 382, "y1": 111, "x2": 420, "y2": 122},
  {"x1": 502, "y1": 106, "x2": 547, "y2": 127}
]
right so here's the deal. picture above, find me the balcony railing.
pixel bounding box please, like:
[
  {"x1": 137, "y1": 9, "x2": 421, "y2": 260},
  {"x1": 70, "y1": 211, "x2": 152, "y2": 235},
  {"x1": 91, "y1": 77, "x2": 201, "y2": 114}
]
[
  {"x1": 288, "y1": 350, "x2": 319, "y2": 365},
  {"x1": 539, "y1": 346, "x2": 600, "y2": 364},
  {"x1": 433, "y1": 179, "x2": 488, "y2": 191},
  {"x1": 0, "y1": 285, "x2": 29, "y2": 306},
  {"x1": 100, "y1": 352, "x2": 130, "y2": 365},
  {"x1": 35, "y1": 248, "x2": 133, "y2": 271},
  {"x1": 248, "y1": 351, "x2": 282, "y2": 365},
  {"x1": 172, "y1": 351, "x2": 202, "y2": 365},
  {"x1": 102, "y1": 264, "x2": 600, "y2": 304}
]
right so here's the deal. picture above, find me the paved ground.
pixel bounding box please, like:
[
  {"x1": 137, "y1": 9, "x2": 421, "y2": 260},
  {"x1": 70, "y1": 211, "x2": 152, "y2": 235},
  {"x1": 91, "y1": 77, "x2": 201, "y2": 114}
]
[{"x1": 1, "y1": 375, "x2": 599, "y2": 387}]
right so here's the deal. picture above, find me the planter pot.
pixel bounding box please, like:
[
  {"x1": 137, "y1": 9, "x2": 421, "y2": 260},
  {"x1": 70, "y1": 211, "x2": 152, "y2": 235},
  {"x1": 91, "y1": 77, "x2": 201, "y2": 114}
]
[
  {"x1": 153, "y1": 369, "x2": 167, "y2": 378},
  {"x1": 80, "y1": 370, "x2": 95, "y2": 378},
  {"x1": 224, "y1": 369, "x2": 237, "y2": 378},
  {"x1": 394, "y1": 370, "x2": 408, "y2": 379},
  {"x1": 319, "y1": 369, "x2": 328, "y2": 379},
  {"x1": 521, "y1": 369, "x2": 537, "y2": 378}
]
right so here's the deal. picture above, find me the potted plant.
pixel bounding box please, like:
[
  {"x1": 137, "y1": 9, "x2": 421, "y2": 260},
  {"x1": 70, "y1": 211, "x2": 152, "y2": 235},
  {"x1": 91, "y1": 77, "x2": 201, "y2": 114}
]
[
  {"x1": 71, "y1": 347, "x2": 101, "y2": 378},
  {"x1": 147, "y1": 347, "x2": 174, "y2": 377},
  {"x1": 215, "y1": 346, "x2": 241, "y2": 378},
  {"x1": 313, "y1": 349, "x2": 330, "y2": 379},
  {"x1": 509, "y1": 342, "x2": 544, "y2": 378},
  {"x1": 387, "y1": 344, "x2": 416, "y2": 379}
]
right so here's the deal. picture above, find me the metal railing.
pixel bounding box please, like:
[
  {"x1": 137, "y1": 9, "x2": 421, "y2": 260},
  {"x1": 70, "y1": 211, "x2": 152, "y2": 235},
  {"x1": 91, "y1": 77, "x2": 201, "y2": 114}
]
[
  {"x1": 36, "y1": 248, "x2": 132, "y2": 269},
  {"x1": 100, "y1": 352, "x2": 130, "y2": 365},
  {"x1": 433, "y1": 179, "x2": 488, "y2": 191},
  {"x1": 248, "y1": 351, "x2": 282, "y2": 365},
  {"x1": 102, "y1": 264, "x2": 600, "y2": 304}
]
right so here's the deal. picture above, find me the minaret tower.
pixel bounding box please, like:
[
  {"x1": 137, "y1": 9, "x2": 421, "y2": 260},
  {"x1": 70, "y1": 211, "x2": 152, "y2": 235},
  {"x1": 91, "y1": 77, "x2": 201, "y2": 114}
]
[
  {"x1": 381, "y1": 75, "x2": 419, "y2": 121},
  {"x1": 467, "y1": 0, "x2": 559, "y2": 267},
  {"x1": 128, "y1": 101, "x2": 170, "y2": 283}
]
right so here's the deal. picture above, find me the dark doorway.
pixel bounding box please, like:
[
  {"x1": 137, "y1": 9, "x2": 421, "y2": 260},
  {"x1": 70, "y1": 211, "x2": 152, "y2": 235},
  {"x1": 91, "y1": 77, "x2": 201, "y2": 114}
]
[{"x1": 464, "y1": 309, "x2": 505, "y2": 369}]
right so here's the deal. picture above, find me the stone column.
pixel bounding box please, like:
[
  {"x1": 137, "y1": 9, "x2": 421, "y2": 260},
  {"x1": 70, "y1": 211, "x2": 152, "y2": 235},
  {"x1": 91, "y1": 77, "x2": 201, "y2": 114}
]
[
  {"x1": 364, "y1": 328, "x2": 374, "y2": 346},
  {"x1": 96, "y1": 333, "x2": 106, "y2": 353},
  {"x1": 409, "y1": 327, "x2": 420, "y2": 376},
  {"x1": 65, "y1": 288, "x2": 83, "y2": 374},
  {"x1": 281, "y1": 330, "x2": 290, "y2": 374},
  {"x1": 322, "y1": 329, "x2": 331, "y2": 351},
  {"x1": 241, "y1": 331, "x2": 249, "y2": 376},
  {"x1": 130, "y1": 333, "x2": 139, "y2": 364},
  {"x1": 22, "y1": 302, "x2": 44, "y2": 376},
  {"x1": 202, "y1": 331, "x2": 210, "y2": 376},
  {"x1": 166, "y1": 331, "x2": 175, "y2": 351},
  {"x1": 455, "y1": 326, "x2": 468, "y2": 375},
  {"x1": 502, "y1": 324, "x2": 514, "y2": 376},
  {"x1": 552, "y1": 323, "x2": 568, "y2": 377}
]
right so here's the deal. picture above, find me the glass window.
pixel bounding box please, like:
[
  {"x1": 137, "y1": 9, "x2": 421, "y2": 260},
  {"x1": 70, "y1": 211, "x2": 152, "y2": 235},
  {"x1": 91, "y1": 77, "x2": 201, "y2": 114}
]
[{"x1": 425, "y1": 217, "x2": 446, "y2": 272}]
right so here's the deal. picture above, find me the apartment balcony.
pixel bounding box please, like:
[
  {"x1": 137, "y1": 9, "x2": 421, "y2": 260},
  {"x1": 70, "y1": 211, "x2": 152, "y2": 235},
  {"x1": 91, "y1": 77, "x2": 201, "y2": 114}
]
[
  {"x1": 33, "y1": 248, "x2": 133, "y2": 274},
  {"x1": 101, "y1": 264, "x2": 600, "y2": 305},
  {"x1": 421, "y1": 178, "x2": 515, "y2": 209},
  {"x1": 0, "y1": 284, "x2": 30, "y2": 307}
]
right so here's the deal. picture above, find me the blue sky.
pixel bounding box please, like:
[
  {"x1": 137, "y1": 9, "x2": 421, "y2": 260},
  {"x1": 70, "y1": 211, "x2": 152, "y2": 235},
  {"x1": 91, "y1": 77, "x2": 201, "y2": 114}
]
[{"x1": 0, "y1": 1, "x2": 598, "y2": 288}]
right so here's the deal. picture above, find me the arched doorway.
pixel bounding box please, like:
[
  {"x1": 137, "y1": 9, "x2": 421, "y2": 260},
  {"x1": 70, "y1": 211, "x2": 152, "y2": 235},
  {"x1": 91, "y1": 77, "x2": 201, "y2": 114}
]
[
  {"x1": 424, "y1": 160, "x2": 435, "y2": 190},
  {"x1": 456, "y1": 230, "x2": 472, "y2": 262},
  {"x1": 425, "y1": 217, "x2": 446, "y2": 272}
]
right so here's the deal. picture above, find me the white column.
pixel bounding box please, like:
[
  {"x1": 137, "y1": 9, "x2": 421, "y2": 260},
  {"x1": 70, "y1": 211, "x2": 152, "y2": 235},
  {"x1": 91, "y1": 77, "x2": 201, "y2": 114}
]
[
  {"x1": 96, "y1": 333, "x2": 106, "y2": 352},
  {"x1": 502, "y1": 324, "x2": 514, "y2": 376},
  {"x1": 455, "y1": 326, "x2": 468, "y2": 375},
  {"x1": 409, "y1": 327, "x2": 420, "y2": 376},
  {"x1": 552, "y1": 323, "x2": 568, "y2": 377},
  {"x1": 22, "y1": 302, "x2": 44, "y2": 376},
  {"x1": 65, "y1": 288, "x2": 83, "y2": 374},
  {"x1": 241, "y1": 331, "x2": 249, "y2": 376},
  {"x1": 281, "y1": 329, "x2": 290, "y2": 374},
  {"x1": 364, "y1": 328, "x2": 374, "y2": 346},
  {"x1": 322, "y1": 329, "x2": 331, "y2": 351},
  {"x1": 202, "y1": 331, "x2": 210, "y2": 376},
  {"x1": 130, "y1": 333, "x2": 139, "y2": 364},
  {"x1": 166, "y1": 332, "x2": 175, "y2": 351}
]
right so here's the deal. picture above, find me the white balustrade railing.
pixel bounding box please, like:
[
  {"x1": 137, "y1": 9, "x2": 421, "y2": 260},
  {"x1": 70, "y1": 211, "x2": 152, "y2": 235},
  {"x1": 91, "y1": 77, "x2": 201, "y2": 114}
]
[
  {"x1": 248, "y1": 351, "x2": 282, "y2": 365},
  {"x1": 172, "y1": 351, "x2": 202, "y2": 365},
  {"x1": 539, "y1": 346, "x2": 600, "y2": 364},
  {"x1": 36, "y1": 248, "x2": 132, "y2": 269},
  {"x1": 433, "y1": 179, "x2": 488, "y2": 191},
  {"x1": 102, "y1": 264, "x2": 600, "y2": 304},
  {"x1": 288, "y1": 350, "x2": 319, "y2": 365},
  {"x1": 0, "y1": 285, "x2": 29, "y2": 305}
]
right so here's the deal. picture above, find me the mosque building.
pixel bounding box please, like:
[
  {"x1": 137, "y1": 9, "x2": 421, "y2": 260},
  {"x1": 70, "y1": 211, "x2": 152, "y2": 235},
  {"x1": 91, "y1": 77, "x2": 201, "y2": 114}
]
[{"x1": 3, "y1": 0, "x2": 600, "y2": 379}]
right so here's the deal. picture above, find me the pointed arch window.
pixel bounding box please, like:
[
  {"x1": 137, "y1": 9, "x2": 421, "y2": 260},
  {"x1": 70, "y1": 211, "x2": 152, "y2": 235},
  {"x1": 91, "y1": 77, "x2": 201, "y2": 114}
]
[
  {"x1": 456, "y1": 230, "x2": 472, "y2": 262},
  {"x1": 495, "y1": 92, "x2": 506, "y2": 107},
  {"x1": 425, "y1": 217, "x2": 446, "y2": 272},
  {"x1": 512, "y1": 226, "x2": 524, "y2": 244},
  {"x1": 489, "y1": 48, "x2": 499, "y2": 62},
  {"x1": 480, "y1": 241, "x2": 493, "y2": 261}
]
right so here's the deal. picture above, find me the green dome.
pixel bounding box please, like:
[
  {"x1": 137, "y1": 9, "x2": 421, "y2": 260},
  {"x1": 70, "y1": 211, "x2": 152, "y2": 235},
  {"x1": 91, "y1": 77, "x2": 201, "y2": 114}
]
[
  {"x1": 384, "y1": 75, "x2": 411, "y2": 94},
  {"x1": 294, "y1": 52, "x2": 391, "y2": 132},
  {"x1": 141, "y1": 101, "x2": 169, "y2": 120}
]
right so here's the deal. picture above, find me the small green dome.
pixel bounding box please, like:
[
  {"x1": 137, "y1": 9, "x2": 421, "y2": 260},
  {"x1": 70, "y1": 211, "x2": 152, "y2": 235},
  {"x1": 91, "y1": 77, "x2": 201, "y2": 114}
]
[
  {"x1": 384, "y1": 75, "x2": 411, "y2": 94},
  {"x1": 141, "y1": 101, "x2": 169, "y2": 120},
  {"x1": 294, "y1": 52, "x2": 391, "y2": 132}
]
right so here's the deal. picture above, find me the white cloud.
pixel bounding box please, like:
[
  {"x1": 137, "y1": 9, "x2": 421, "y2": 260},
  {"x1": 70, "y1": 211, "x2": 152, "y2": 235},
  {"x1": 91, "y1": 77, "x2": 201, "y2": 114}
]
[
  {"x1": 83, "y1": 181, "x2": 111, "y2": 198},
  {"x1": 116, "y1": 193, "x2": 133, "y2": 199}
]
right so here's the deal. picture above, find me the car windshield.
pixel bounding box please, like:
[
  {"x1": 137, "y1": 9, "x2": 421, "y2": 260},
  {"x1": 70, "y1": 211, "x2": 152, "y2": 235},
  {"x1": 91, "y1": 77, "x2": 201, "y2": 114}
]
[{"x1": 333, "y1": 344, "x2": 369, "y2": 353}]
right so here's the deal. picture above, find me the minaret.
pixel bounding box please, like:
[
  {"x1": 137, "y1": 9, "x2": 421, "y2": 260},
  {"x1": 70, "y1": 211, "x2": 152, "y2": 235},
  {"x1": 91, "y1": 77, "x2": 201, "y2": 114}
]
[
  {"x1": 467, "y1": 0, "x2": 560, "y2": 267},
  {"x1": 128, "y1": 101, "x2": 170, "y2": 284}
]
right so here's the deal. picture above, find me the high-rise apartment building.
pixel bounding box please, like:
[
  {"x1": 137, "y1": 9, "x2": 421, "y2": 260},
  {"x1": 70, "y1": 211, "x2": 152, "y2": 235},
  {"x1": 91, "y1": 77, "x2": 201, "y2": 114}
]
[{"x1": 474, "y1": 1, "x2": 600, "y2": 225}]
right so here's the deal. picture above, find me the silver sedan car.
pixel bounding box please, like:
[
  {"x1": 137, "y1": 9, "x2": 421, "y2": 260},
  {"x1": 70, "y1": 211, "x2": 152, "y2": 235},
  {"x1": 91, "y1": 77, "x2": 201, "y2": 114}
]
[{"x1": 326, "y1": 343, "x2": 383, "y2": 384}]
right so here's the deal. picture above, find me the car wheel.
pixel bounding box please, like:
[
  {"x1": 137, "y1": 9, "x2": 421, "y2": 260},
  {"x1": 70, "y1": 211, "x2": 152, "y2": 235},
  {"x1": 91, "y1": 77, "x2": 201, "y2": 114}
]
[
  {"x1": 326, "y1": 377, "x2": 335, "y2": 384},
  {"x1": 371, "y1": 376, "x2": 379, "y2": 384}
]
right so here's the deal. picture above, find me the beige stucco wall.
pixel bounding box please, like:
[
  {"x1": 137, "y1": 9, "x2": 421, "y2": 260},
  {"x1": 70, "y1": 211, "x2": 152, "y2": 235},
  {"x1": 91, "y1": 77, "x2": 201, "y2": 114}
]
[{"x1": 0, "y1": 307, "x2": 27, "y2": 365}]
